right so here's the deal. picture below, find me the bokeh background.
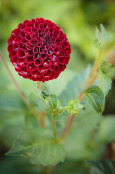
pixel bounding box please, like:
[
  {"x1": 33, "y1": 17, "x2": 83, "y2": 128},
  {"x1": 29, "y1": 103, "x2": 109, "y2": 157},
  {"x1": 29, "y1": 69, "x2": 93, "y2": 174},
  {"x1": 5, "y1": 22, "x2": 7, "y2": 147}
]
[{"x1": 0, "y1": 0, "x2": 115, "y2": 173}]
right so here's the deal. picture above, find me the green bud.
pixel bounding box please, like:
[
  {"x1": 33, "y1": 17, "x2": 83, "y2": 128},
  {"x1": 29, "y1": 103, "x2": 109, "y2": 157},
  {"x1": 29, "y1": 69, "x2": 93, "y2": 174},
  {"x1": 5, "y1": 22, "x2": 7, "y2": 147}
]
[{"x1": 67, "y1": 99, "x2": 84, "y2": 115}]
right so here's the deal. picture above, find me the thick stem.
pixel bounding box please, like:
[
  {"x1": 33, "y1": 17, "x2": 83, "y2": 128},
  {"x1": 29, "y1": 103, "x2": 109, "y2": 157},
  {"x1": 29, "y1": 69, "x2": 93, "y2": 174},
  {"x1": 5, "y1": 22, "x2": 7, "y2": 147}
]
[
  {"x1": 37, "y1": 81, "x2": 46, "y2": 128},
  {"x1": 79, "y1": 72, "x2": 98, "y2": 101},
  {"x1": 39, "y1": 110, "x2": 46, "y2": 128},
  {"x1": 60, "y1": 115, "x2": 72, "y2": 142},
  {"x1": 61, "y1": 49, "x2": 105, "y2": 143},
  {"x1": 87, "y1": 50, "x2": 105, "y2": 79},
  {"x1": 0, "y1": 51, "x2": 29, "y2": 106},
  {"x1": 51, "y1": 117, "x2": 57, "y2": 139},
  {"x1": 37, "y1": 81, "x2": 41, "y2": 90}
]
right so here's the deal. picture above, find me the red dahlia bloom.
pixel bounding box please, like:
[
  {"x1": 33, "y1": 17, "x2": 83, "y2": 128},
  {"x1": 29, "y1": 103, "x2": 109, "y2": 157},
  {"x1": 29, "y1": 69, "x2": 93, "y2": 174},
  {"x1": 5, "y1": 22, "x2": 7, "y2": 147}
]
[{"x1": 7, "y1": 18, "x2": 71, "y2": 82}]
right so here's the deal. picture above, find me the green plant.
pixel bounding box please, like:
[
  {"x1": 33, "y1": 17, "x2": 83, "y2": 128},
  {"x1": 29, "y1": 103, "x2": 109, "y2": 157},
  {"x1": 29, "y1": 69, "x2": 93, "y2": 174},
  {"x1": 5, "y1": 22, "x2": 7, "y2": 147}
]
[{"x1": 0, "y1": 24, "x2": 115, "y2": 172}]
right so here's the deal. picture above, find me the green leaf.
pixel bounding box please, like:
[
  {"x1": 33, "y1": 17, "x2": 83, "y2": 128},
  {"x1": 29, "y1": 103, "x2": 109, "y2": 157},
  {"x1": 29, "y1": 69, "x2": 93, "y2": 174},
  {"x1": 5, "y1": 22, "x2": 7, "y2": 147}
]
[
  {"x1": 25, "y1": 114, "x2": 39, "y2": 128},
  {"x1": 0, "y1": 88, "x2": 26, "y2": 132},
  {"x1": 0, "y1": 88, "x2": 26, "y2": 112},
  {"x1": 100, "y1": 61, "x2": 114, "y2": 74},
  {"x1": 46, "y1": 69, "x2": 75, "y2": 96},
  {"x1": 64, "y1": 104, "x2": 103, "y2": 160},
  {"x1": 34, "y1": 86, "x2": 61, "y2": 113},
  {"x1": 34, "y1": 86, "x2": 49, "y2": 100},
  {"x1": 98, "y1": 69, "x2": 112, "y2": 96},
  {"x1": 59, "y1": 65, "x2": 92, "y2": 106},
  {"x1": 37, "y1": 98, "x2": 52, "y2": 113},
  {"x1": 95, "y1": 24, "x2": 109, "y2": 47},
  {"x1": 97, "y1": 116, "x2": 115, "y2": 143},
  {"x1": 95, "y1": 27, "x2": 101, "y2": 45},
  {"x1": 85, "y1": 86, "x2": 105, "y2": 113},
  {"x1": 57, "y1": 67, "x2": 105, "y2": 160},
  {"x1": 89, "y1": 160, "x2": 115, "y2": 174},
  {"x1": 100, "y1": 24, "x2": 109, "y2": 43},
  {"x1": 48, "y1": 94, "x2": 61, "y2": 109},
  {"x1": 53, "y1": 109, "x2": 68, "y2": 120},
  {"x1": 6, "y1": 128, "x2": 65, "y2": 166},
  {"x1": 56, "y1": 160, "x2": 89, "y2": 174}
]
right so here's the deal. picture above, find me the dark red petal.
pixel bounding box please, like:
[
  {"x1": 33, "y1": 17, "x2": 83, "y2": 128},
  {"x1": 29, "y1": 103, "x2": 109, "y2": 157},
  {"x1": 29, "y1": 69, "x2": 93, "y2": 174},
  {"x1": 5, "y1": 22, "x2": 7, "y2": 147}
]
[
  {"x1": 9, "y1": 51, "x2": 17, "y2": 58},
  {"x1": 7, "y1": 44, "x2": 13, "y2": 52},
  {"x1": 27, "y1": 63, "x2": 38, "y2": 71},
  {"x1": 25, "y1": 56, "x2": 34, "y2": 63},
  {"x1": 17, "y1": 59, "x2": 26, "y2": 67},
  {"x1": 31, "y1": 70, "x2": 42, "y2": 79}
]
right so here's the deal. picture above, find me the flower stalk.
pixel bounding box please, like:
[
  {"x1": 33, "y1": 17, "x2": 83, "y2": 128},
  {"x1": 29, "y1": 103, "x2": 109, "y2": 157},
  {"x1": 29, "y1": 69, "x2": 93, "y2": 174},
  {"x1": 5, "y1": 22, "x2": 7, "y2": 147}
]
[
  {"x1": 37, "y1": 81, "x2": 46, "y2": 128},
  {"x1": 51, "y1": 117, "x2": 57, "y2": 140},
  {"x1": 0, "y1": 51, "x2": 29, "y2": 106},
  {"x1": 60, "y1": 48, "x2": 107, "y2": 143}
]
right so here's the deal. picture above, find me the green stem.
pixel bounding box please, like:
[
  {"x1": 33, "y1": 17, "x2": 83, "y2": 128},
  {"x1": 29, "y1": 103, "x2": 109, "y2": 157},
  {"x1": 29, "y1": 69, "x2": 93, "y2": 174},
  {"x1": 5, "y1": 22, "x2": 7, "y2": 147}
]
[
  {"x1": 54, "y1": 106, "x2": 67, "y2": 115},
  {"x1": 60, "y1": 48, "x2": 106, "y2": 143},
  {"x1": 51, "y1": 117, "x2": 57, "y2": 140},
  {"x1": 0, "y1": 51, "x2": 29, "y2": 106},
  {"x1": 37, "y1": 81, "x2": 46, "y2": 128},
  {"x1": 39, "y1": 110, "x2": 46, "y2": 128}
]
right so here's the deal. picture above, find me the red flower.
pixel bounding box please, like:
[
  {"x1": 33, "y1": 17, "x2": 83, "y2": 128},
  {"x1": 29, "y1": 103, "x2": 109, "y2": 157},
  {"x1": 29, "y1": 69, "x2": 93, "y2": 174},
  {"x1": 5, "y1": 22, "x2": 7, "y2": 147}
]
[{"x1": 8, "y1": 18, "x2": 71, "y2": 82}]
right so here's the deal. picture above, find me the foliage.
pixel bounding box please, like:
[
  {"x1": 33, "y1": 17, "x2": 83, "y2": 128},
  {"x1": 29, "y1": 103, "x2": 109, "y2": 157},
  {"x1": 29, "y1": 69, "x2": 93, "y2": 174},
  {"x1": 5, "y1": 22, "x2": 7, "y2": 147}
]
[
  {"x1": 3, "y1": 61, "x2": 115, "y2": 166},
  {"x1": 6, "y1": 128, "x2": 65, "y2": 166},
  {"x1": 85, "y1": 86, "x2": 105, "y2": 113}
]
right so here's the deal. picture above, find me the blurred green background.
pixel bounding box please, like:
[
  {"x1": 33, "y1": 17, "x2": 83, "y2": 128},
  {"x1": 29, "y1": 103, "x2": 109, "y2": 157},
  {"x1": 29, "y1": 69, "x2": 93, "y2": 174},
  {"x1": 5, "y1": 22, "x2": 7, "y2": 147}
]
[{"x1": 0, "y1": 0, "x2": 115, "y2": 173}]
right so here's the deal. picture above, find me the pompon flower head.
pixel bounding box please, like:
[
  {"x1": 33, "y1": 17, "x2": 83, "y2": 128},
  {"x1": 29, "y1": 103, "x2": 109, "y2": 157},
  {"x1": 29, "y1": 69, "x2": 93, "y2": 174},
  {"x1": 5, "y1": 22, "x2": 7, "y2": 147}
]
[{"x1": 7, "y1": 18, "x2": 71, "y2": 82}]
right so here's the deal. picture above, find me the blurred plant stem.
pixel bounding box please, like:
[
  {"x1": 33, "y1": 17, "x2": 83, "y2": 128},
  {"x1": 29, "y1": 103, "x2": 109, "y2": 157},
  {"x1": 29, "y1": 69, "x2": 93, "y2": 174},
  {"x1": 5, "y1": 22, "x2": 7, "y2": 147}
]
[
  {"x1": 37, "y1": 81, "x2": 41, "y2": 90},
  {"x1": 37, "y1": 81, "x2": 46, "y2": 128},
  {"x1": 42, "y1": 166, "x2": 54, "y2": 174},
  {"x1": 0, "y1": 51, "x2": 40, "y2": 121},
  {"x1": 61, "y1": 48, "x2": 107, "y2": 143},
  {"x1": 0, "y1": 51, "x2": 29, "y2": 106},
  {"x1": 51, "y1": 116, "x2": 57, "y2": 140},
  {"x1": 39, "y1": 106, "x2": 46, "y2": 128}
]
